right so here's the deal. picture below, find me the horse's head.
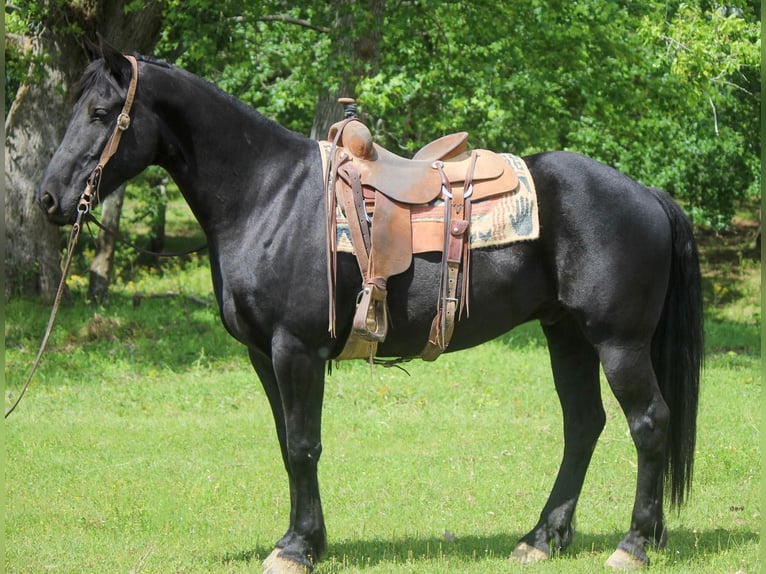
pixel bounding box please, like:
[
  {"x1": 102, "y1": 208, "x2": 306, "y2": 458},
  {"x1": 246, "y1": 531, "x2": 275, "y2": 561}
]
[{"x1": 38, "y1": 41, "x2": 158, "y2": 225}]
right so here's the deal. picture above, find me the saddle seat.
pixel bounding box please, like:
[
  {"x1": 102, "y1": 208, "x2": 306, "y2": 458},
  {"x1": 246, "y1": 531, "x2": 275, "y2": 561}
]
[{"x1": 329, "y1": 119, "x2": 518, "y2": 205}]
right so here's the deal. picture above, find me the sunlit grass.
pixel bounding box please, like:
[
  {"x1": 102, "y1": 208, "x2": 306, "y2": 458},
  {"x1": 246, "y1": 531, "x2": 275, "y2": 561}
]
[{"x1": 6, "y1": 295, "x2": 760, "y2": 574}]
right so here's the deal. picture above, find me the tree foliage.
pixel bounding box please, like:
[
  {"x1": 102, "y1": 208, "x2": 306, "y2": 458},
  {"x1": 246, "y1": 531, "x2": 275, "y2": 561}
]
[
  {"x1": 6, "y1": 0, "x2": 760, "y2": 230},
  {"x1": 353, "y1": 0, "x2": 760, "y2": 228},
  {"x1": 5, "y1": 0, "x2": 163, "y2": 298}
]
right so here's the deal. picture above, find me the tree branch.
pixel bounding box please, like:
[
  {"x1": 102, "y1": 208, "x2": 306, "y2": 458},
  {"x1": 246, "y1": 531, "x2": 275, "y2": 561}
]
[
  {"x1": 259, "y1": 15, "x2": 330, "y2": 33},
  {"x1": 229, "y1": 15, "x2": 330, "y2": 34},
  {"x1": 706, "y1": 91, "x2": 720, "y2": 136},
  {"x1": 712, "y1": 75, "x2": 755, "y2": 97}
]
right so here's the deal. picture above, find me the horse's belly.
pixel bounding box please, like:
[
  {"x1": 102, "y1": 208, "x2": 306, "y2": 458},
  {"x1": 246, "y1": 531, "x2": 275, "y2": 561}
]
[{"x1": 375, "y1": 245, "x2": 553, "y2": 357}]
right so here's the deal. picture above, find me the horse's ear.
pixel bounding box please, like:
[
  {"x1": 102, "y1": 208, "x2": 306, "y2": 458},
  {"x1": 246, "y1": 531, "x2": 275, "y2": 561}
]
[
  {"x1": 83, "y1": 37, "x2": 100, "y2": 61},
  {"x1": 98, "y1": 35, "x2": 132, "y2": 83}
]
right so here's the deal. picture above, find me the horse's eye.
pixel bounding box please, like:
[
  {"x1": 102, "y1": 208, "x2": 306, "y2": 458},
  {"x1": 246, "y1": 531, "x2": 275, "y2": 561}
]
[{"x1": 92, "y1": 108, "x2": 108, "y2": 121}]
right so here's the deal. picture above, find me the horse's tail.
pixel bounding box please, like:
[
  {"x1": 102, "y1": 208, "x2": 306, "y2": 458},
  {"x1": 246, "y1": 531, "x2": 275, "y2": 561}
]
[{"x1": 649, "y1": 188, "x2": 704, "y2": 509}]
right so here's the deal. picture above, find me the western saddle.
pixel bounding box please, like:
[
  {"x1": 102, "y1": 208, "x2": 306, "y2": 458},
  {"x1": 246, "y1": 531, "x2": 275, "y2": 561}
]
[{"x1": 324, "y1": 99, "x2": 519, "y2": 361}]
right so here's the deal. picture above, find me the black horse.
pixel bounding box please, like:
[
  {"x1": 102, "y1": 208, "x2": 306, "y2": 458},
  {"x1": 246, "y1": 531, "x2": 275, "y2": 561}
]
[{"x1": 37, "y1": 44, "x2": 702, "y2": 572}]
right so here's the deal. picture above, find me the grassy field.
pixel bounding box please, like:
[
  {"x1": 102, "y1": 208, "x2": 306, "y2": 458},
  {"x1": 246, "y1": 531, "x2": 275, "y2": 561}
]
[{"x1": 5, "y1": 202, "x2": 761, "y2": 573}]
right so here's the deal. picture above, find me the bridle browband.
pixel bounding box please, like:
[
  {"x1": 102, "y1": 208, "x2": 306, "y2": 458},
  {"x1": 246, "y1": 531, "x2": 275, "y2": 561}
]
[
  {"x1": 6, "y1": 54, "x2": 140, "y2": 419},
  {"x1": 79, "y1": 54, "x2": 140, "y2": 216}
]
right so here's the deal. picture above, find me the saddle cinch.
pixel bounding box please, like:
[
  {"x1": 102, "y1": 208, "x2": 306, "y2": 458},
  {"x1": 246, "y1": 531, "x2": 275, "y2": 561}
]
[{"x1": 323, "y1": 100, "x2": 519, "y2": 362}]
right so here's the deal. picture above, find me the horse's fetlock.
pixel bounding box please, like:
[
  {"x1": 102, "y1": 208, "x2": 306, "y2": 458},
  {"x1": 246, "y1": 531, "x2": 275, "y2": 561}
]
[{"x1": 552, "y1": 523, "x2": 574, "y2": 551}]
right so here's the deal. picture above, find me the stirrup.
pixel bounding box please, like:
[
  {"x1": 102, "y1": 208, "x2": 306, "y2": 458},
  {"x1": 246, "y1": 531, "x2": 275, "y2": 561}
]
[{"x1": 352, "y1": 279, "x2": 388, "y2": 342}]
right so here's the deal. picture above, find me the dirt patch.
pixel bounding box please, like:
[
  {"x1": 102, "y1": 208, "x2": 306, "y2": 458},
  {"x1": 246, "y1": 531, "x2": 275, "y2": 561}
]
[
  {"x1": 695, "y1": 209, "x2": 761, "y2": 312},
  {"x1": 697, "y1": 217, "x2": 760, "y2": 274}
]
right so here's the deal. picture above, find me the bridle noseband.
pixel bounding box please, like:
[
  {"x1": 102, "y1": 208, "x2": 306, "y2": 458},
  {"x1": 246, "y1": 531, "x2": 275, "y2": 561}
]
[{"x1": 78, "y1": 54, "x2": 139, "y2": 217}]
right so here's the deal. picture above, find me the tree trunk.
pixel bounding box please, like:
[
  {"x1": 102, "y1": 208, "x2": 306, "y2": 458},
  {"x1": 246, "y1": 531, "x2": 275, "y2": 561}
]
[
  {"x1": 147, "y1": 182, "x2": 168, "y2": 256},
  {"x1": 5, "y1": 32, "x2": 85, "y2": 301},
  {"x1": 310, "y1": 0, "x2": 384, "y2": 140},
  {"x1": 87, "y1": 184, "x2": 125, "y2": 304},
  {"x1": 4, "y1": 0, "x2": 163, "y2": 302}
]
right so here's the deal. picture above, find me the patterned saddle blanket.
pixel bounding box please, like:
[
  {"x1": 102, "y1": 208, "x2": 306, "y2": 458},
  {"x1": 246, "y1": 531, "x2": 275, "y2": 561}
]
[{"x1": 335, "y1": 153, "x2": 539, "y2": 254}]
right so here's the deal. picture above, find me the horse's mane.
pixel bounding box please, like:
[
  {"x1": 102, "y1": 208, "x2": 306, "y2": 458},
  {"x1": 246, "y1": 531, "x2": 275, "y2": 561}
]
[
  {"x1": 135, "y1": 54, "x2": 170, "y2": 67},
  {"x1": 73, "y1": 54, "x2": 171, "y2": 103}
]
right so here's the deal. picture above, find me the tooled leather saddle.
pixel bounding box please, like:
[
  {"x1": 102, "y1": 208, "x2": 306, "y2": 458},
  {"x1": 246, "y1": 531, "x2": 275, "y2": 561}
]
[{"x1": 323, "y1": 99, "x2": 520, "y2": 361}]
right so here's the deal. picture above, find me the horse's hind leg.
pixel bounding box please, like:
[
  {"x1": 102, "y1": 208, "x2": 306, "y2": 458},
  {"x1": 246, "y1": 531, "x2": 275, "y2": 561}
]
[
  {"x1": 598, "y1": 342, "x2": 669, "y2": 569},
  {"x1": 512, "y1": 314, "x2": 604, "y2": 562}
]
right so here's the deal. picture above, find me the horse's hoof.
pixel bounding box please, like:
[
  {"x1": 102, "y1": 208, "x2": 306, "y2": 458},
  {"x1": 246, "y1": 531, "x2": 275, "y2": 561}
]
[
  {"x1": 605, "y1": 548, "x2": 646, "y2": 570},
  {"x1": 262, "y1": 548, "x2": 311, "y2": 574},
  {"x1": 263, "y1": 548, "x2": 281, "y2": 570},
  {"x1": 510, "y1": 542, "x2": 549, "y2": 564}
]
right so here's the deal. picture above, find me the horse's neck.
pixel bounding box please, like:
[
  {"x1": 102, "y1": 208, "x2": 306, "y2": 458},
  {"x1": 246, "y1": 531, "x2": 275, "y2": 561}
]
[{"x1": 152, "y1": 67, "x2": 313, "y2": 234}]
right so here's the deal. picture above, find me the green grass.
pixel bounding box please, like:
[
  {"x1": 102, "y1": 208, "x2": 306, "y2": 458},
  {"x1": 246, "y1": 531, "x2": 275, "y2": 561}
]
[{"x1": 5, "y1": 213, "x2": 761, "y2": 573}]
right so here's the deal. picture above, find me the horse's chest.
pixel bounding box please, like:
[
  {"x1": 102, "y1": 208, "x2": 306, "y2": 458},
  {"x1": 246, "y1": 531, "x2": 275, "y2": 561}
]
[
  {"x1": 215, "y1": 275, "x2": 271, "y2": 344},
  {"x1": 214, "y1": 255, "x2": 327, "y2": 350}
]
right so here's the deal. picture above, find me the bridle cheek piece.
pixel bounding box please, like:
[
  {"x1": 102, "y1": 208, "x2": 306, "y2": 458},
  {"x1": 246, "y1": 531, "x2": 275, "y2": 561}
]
[{"x1": 78, "y1": 54, "x2": 139, "y2": 218}]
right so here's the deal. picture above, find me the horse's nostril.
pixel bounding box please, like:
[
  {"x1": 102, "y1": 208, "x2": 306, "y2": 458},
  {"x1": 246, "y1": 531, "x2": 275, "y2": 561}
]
[{"x1": 40, "y1": 191, "x2": 59, "y2": 214}]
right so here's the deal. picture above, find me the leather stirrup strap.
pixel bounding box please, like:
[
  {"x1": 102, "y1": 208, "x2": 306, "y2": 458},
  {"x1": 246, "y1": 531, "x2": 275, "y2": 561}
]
[
  {"x1": 337, "y1": 162, "x2": 371, "y2": 277},
  {"x1": 325, "y1": 117, "x2": 373, "y2": 337},
  {"x1": 325, "y1": 129, "x2": 346, "y2": 337},
  {"x1": 334, "y1": 161, "x2": 380, "y2": 360},
  {"x1": 421, "y1": 151, "x2": 477, "y2": 361},
  {"x1": 422, "y1": 162, "x2": 455, "y2": 360},
  {"x1": 459, "y1": 150, "x2": 478, "y2": 319}
]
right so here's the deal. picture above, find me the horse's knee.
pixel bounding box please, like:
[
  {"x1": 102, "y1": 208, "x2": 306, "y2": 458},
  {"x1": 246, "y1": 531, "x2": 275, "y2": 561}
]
[
  {"x1": 287, "y1": 440, "x2": 323, "y2": 470},
  {"x1": 563, "y1": 406, "x2": 605, "y2": 452},
  {"x1": 584, "y1": 407, "x2": 606, "y2": 439}
]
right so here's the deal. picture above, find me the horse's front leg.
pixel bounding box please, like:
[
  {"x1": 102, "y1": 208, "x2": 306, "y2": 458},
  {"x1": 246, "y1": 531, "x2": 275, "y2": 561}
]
[
  {"x1": 248, "y1": 331, "x2": 327, "y2": 573},
  {"x1": 247, "y1": 350, "x2": 300, "y2": 558}
]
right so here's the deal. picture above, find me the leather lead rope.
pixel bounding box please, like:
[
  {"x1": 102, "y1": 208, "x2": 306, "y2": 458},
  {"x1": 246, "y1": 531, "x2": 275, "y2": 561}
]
[
  {"x1": 87, "y1": 215, "x2": 207, "y2": 258},
  {"x1": 5, "y1": 213, "x2": 85, "y2": 418},
  {"x1": 6, "y1": 55, "x2": 139, "y2": 418}
]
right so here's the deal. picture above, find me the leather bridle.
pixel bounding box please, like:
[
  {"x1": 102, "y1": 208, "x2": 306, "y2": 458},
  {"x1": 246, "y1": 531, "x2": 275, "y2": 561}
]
[{"x1": 79, "y1": 54, "x2": 139, "y2": 216}]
